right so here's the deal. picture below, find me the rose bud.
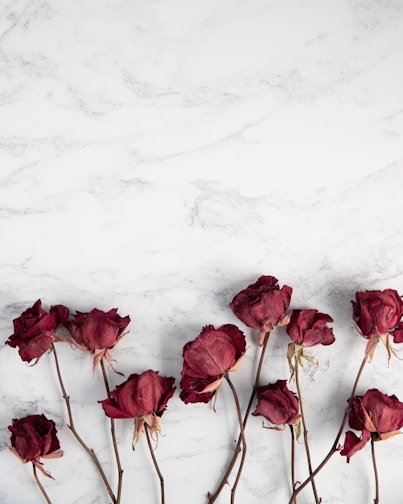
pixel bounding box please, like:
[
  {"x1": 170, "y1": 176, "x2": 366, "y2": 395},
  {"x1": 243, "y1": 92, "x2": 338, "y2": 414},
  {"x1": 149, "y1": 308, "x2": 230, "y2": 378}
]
[
  {"x1": 230, "y1": 276, "x2": 292, "y2": 345},
  {"x1": 65, "y1": 308, "x2": 130, "y2": 372},
  {"x1": 180, "y1": 324, "x2": 246, "y2": 404},
  {"x1": 352, "y1": 289, "x2": 403, "y2": 360},
  {"x1": 252, "y1": 380, "x2": 300, "y2": 428},
  {"x1": 99, "y1": 370, "x2": 175, "y2": 446},
  {"x1": 6, "y1": 299, "x2": 69, "y2": 364},
  {"x1": 341, "y1": 388, "x2": 403, "y2": 462},
  {"x1": 286, "y1": 309, "x2": 335, "y2": 368},
  {"x1": 8, "y1": 414, "x2": 63, "y2": 478}
]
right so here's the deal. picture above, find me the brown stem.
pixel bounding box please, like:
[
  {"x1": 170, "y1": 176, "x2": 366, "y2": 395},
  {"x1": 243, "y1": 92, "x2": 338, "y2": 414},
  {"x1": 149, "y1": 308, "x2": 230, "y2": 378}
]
[
  {"x1": 32, "y1": 463, "x2": 52, "y2": 504},
  {"x1": 100, "y1": 358, "x2": 124, "y2": 504},
  {"x1": 289, "y1": 355, "x2": 367, "y2": 504},
  {"x1": 208, "y1": 331, "x2": 271, "y2": 504},
  {"x1": 51, "y1": 344, "x2": 117, "y2": 504},
  {"x1": 289, "y1": 425, "x2": 297, "y2": 502},
  {"x1": 225, "y1": 373, "x2": 247, "y2": 504},
  {"x1": 144, "y1": 423, "x2": 165, "y2": 504},
  {"x1": 371, "y1": 436, "x2": 380, "y2": 504},
  {"x1": 294, "y1": 360, "x2": 320, "y2": 503}
]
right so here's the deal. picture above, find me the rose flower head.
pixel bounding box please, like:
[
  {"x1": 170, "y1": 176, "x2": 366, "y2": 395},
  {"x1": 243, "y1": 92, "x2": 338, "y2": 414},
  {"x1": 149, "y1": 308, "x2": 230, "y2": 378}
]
[
  {"x1": 230, "y1": 275, "x2": 292, "y2": 345},
  {"x1": 252, "y1": 380, "x2": 300, "y2": 429},
  {"x1": 99, "y1": 370, "x2": 175, "y2": 446},
  {"x1": 6, "y1": 299, "x2": 69, "y2": 364},
  {"x1": 286, "y1": 309, "x2": 335, "y2": 368},
  {"x1": 65, "y1": 308, "x2": 130, "y2": 372},
  {"x1": 352, "y1": 289, "x2": 403, "y2": 360},
  {"x1": 180, "y1": 324, "x2": 246, "y2": 404},
  {"x1": 8, "y1": 414, "x2": 63, "y2": 478},
  {"x1": 341, "y1": 388, "x2": 403, "y2": 462}
]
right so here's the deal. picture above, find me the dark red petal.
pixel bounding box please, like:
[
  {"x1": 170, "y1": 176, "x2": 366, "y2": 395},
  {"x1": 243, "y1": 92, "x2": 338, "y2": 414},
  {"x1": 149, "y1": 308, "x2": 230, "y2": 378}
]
[
  {"x1": 340, "y1": 430, "x2": 370, "y2": 462},
  {"x1": 99, "y1": 397, "x2": 133, "y2": 419},
  {"x1": 392, "y1": 323, "x2": 403, "y2": 343},
  {"x1": 361, "y1": 389, "x2": 403, "y2": 433},
  {"x1": 18, "y1": 333, "x2": 53, "y2": 363},
  {"x1": 348, "y1": 396, "x2": 367, "y2": 431},
  {"x1": 179, "y1": 389, "x2": 214, "y2": 404},
  {"x1": 50, "y1": 305, "x2": 69, "y2": 327},
  {"x1": 64, "y1": 320, "x2": 84, "y2": 346}
]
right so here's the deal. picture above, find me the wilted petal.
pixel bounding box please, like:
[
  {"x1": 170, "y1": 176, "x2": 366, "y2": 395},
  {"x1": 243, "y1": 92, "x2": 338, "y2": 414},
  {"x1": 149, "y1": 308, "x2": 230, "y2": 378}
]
[
  {"x1": 340, "y1": 430, "x2": 371, "y2": 462},
  {"x1": 392, "y1": 322, "x2": 403, "y2": 343},
  {"x1": 360, "y1": 389, "x2": 403, "y2": 433}
]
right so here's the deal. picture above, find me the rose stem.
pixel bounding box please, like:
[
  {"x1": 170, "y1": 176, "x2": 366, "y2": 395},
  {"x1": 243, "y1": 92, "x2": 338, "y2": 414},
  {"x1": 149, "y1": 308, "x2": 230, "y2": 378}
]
[
  {"x1": 289, "y1": 355, "x2": 368, "y2": 504},
  {"x1": 32, "y1": 463, "x2": 52, "y2": 504},
  {"x1": 51, "y1": 344, "x2": 117, "y2": 504},
  {"x1": 100, "y1": 357, "x2": 124, "y2": 504},
  {"x1": 294, "y1": 360, "x2": 320, "y2": 503},
  {"x1": 224, "y1": 373, "x2": 247, "y2": 504},
  {"x1": 144, "y1": 423, "x2": 165, "y2": 504},
  {"x1": 289, "y1": 425, "x2": 297, "y2": 503},
  {"x1": 371, "y1": 436, "x2": 380, "y2": 504},
  {"x1": 208, "y1": 332, "x2": 271, "y2": 504}
]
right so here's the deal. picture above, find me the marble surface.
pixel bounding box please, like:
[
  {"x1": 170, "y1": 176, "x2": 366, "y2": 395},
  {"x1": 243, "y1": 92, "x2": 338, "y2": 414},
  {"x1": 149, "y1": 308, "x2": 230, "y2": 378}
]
[{"x1": 1, "y1": 1, "x2": 403, "y2": 503}]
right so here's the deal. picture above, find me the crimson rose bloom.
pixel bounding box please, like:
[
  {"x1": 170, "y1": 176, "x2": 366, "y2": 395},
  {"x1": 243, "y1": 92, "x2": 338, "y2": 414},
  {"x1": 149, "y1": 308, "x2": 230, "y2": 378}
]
[
  {"x1": 230, "y1": 276, "x2": 292, "y2": 345},
  {"x1": 353, "y1": 289, "x2": 403, "y2": 340},
  {"x1": 286, "y1": 309, "x2": 334, "y2": 368},
  {"x1": 252, "y1": 380, "x2": 300, "y2": 427},
  {"x1": 6, "y1": 299, "x2": 69, "y2": 364},
  {"x1": 99, "y1": 370, "x2": 175, "y2": 444},
  {"x1": 180, "y1": 324, "x2": 246, "y2": 404},
  {"x1": 287, "y1": 309, "x2": 335, "y2": 347},
  {"x1": 8, "y1": 414, "x2": 63, "y2": 478},
  {"x1": 65, "y1": 308, "x2": 130, "y2": 371},
  {"x1": 341, "y1": 389, "x2": 403, "y2": 462}
]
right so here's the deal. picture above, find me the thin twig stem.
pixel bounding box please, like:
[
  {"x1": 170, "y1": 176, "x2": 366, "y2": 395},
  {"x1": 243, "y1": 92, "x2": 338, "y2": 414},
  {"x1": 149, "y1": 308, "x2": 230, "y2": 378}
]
[
  {"x1": 289, "y1": 425, "x2": 297, "y2": 503},
  {"x1": 100, "y1": 358, "x2": 124, "y2": 504},
  {"x1": 51, "y1": 344, "x2": 117, "y2": 504},
  {"x1": 371, "y1": 436, "x2": 380, "y2": 504},
  {"x1": 224, "y1": 373, "x2": 247, "y2": 504},
  {"x1": 294, "y1": 360, "x2": 320, "y2": 503},
  {"x1": 289, "y1": 355, "x2": 367, "y2": 504},
  {"x1": 144, "y1": 423, "x2": 165, "y2": 504},
  {"x1": 32, "y1": 463, "x2": 52, "y2": 504},
  {"x1": 208, "y1": 331, "x2": 271, "y2": 504}
]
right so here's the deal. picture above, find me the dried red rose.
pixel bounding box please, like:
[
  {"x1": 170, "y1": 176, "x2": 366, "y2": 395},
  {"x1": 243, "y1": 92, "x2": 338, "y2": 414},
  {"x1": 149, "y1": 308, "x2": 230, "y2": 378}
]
[
  {"x1": 180, "y1": 324, "x2": 246, "y2": 404},
  {"x1": 252, "y1": 380, "x2": 300, "y2": 427},
  {"x1": 8, "y1": 414, "x2": 63, "y2": 478},
  {"x1": 287, "y1": 309, "x2": 335, "y2": 347},
  {"x1": 341, "y1": 389, "x2": 403, "y2": 462},
  {"x1": 65, "y1": 308, "x2": 130, "y2": 371},
  {"x1": 352, "y1": 289, "x2": 403, "y2": 359},
  {"x1": 353, "y1": 289, "x2": 403, "y2": 339},
  {"x1": 286, "y1": 309, "x2": 334, "y2": 368},
  {"x1": 230, "y1": 276, "x2": 292, "y2": 345},
  {"x1": 99, "y1": 370, "x2": 175, "y2": 444},
  {"x1": 6, "y1": 299, "x2": 69, "y2": 364}
]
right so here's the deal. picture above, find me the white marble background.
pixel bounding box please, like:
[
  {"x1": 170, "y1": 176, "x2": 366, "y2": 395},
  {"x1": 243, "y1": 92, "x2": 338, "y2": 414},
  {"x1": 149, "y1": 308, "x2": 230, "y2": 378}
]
[{"x1": 1, "y1": 0, "x2": 403, "y2": 502}]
